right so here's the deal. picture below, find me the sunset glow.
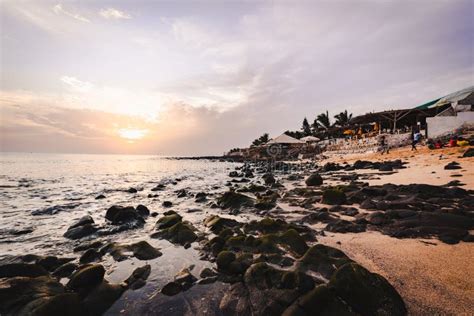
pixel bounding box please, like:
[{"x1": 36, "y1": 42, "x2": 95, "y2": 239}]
[{"x1": 118, "y1": 128, "x2": 148, "y2": 141}]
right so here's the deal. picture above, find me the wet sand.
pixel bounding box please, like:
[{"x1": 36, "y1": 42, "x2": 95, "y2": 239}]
[{"x1": 320, "y1": 146, "x2": 474, "y2": 315}]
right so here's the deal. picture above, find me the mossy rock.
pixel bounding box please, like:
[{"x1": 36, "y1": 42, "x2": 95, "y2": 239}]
[
  {"x1": 278, "y1": 229, "x2": 308, "y2": 257},
  {"x1": 282, "y1": 285, "x2": 355, "y2": 316},
  {"x1": 226, "y1": 235, "x2": 246, "y2": 249},
  {"x1": 83, "y1": 281, "x2": 125, "y2": 316},
  {"x1": 280, "y1": 270, "x2": 315, "y2": 293},
  {"x1": 128, "y1": 241, "x2": 162, "y2": 260},
  {"x1": 204, "y1": 215, "x2": 241, "y2": 233},
  {"x1": 244, "y1": 217, "x2": 291, "y2": 234},
  {"x1": 216, "y1": 251, "x2": 236, "y2": 270},
  {"x1": 253, "y1": 234, "x2": 281, "y2": 254},
  {"x1": 217, "y1": 191, "x2": 255, "y2": 209},
  {"x1": 322, "y1": 188, "x2": 347, "y2": 205},
  {"x1": 297, "y1": 244, "x2": 352, "y2": 279},
  {"x1": 155, "y1": 212, "x2": 182, "y2": 230},
  {"x1": 243, "y1": 262, "x2": 283, "y2": 290},
  {"x1": 67, "y1": 264, "x2": 105, "y2": 293},
  {"x1": 329, "y1": 262, "x2": 406, "y2": 315},
  {"x1": 151, "y1": 222, "x2": 197, "y2": 246}
]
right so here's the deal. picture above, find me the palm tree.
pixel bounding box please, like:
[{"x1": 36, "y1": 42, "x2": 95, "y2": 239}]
[
  {"x1": 334, "y1": 110, "x2": 353, "y2": 127},
  {"x1": 301, "y1": 117, "x2": 311, "y2": 136},
  {"x1": 316, "y1": 111, "x2": 332, "y2": 129}
]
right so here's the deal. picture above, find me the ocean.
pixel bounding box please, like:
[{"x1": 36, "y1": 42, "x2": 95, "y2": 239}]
[{"x1": 0, "y1": 152, "x2": 246, "y2": 314}]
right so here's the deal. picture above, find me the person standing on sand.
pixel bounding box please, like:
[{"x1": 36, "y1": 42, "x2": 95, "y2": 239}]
[{"x1": 379, "y1": 135, "x2": 389, "y2": 154}]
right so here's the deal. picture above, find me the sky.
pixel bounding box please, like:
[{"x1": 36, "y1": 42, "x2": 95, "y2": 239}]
[{"x1": 1, "y1": 0, "x2": 473, "y2": 155}]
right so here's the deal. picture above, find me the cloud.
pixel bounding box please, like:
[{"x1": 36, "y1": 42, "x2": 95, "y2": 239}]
[
  {"x1": 52, "y1": 4, "x2": 90, "y2": 23},
  {"x1": 99, "y1": 8, "x2": 131, "y2": 20},
  {"x1": 61, "y1": 76, "x2": 94, "y2": 93}
]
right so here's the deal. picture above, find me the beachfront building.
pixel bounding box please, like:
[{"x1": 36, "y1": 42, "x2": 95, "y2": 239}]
[{"x1": 420, "y1": 86, "x2": 474, "y2": 139}]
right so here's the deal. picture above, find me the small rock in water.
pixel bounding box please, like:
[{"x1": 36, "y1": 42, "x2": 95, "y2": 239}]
[
  {"x1": 80, "y1": 249, "x2": 103, "y2": 264},
  {"x1": 95, "y1": 194, "x2": 106, "y2": 199},
  {"x1": 127, "y1": 187, "x2": 138, "y2": 193},
  {"x1": 161, "y1": 281, "x2": 182, "y2": 296},
  {"x1": 136, "y1": 204, "x2": 150, "y2": 217},
  {"x1": 162, "y1": 201, "x2": 173, "y2": 207}
]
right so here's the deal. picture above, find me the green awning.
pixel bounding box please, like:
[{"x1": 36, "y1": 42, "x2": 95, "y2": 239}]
[{"x1": 414, "y1": 97, "x2": 442, "y2": 110}]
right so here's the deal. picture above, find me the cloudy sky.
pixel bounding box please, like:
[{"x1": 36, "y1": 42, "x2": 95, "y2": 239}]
[{"x1": 1, "y1": 0, "x2": 473, "y2": 155}]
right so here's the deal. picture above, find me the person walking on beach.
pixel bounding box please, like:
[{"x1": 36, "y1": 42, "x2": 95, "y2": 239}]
[
  {"x1": 412, "y1": 131, "x2": 422, "y2": 151},
  {"x1": 379, "y1": 135, "x2": 389, "y2": 154}
]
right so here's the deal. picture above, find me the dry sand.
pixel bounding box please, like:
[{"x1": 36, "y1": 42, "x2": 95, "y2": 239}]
[{"x1": 319, "y1": 146, "x2": 474, "y2": 315}]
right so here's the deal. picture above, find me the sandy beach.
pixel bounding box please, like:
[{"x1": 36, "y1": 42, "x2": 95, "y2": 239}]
[{"x1": 318, "y1": 146, "x2": 474, "y2": 315}]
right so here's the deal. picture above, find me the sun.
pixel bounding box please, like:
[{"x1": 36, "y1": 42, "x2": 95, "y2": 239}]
[{"x1": 118, "y1": 128, "x2": 148, "y2": 141}]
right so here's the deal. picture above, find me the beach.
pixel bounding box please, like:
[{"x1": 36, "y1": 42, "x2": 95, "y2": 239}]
[{"x1": 1, "y1": 147, "x2": 473, "y2": 315}]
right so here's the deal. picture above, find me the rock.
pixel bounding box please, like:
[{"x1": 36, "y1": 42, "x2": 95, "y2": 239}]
[
  {"x1": 379, "y1": 163, "x2": 394, "y2": 171},
  {"x1": 325, "y1": 220, "x2": 366, "y2": 234},
  {"x1": 64, "y1": 223, "x2": 98, "y2": 240},
  {"x1": 125, "y1": 265, "x2": 151, "y2": 290},
  {"x1": 74, "y1": 241, "x2": 103, "y2": 252},
  {"x1": 197, "y1": 276, "x2": 218, "y2": 285},
  {"x1": 200, "y1": 267, "x2": 218, "y2": 278},
  {"x1": 282, "y1": 284, "x2": 354, "y2": 316},
  {"x1": 297, "y1": 244, "x2": 352, "y2": 279},
  {"x1": 329, "y1": 262, "x2": 406, "y2": 315},
  {"x1": 83, "y1": 281, "x2": 125, "y2": 316},
  {"x1": 217, "y1": 191, "x2": 254, "y2": 209},
  {"x1": 95, "y1": 194, "x2": 106, "y2": 199},
  {"x1": 229, "y1": 171, "x2": 239, "y2": 177},
  {"x1": 80, "y1": 249, "x2": 103, "y2": 264},
  {"x1": 0, "y1": 276, "x2": 85, "y2": 316},
  {"x1": 305, "y1": 173, "x2": 323, "y2": 186},
  {"x1": 127, "y1": 187, "x2": 138, "y2": 193},
  {"x1": 216, "y1": 251, "x2": 236, "y2": 270},
  {"x1": 151, "y1": 222, "x2": 197, "y2": 246},
  {"x1": 204, "y1": 215, "x2": 241, "y2": 233},
  {"x1": 174, "y1": 268, "x2": 197, "y2": 290},
  {"x1": 176, "y1": 189, "x2": 187, "y2": 198},
  {"x1": 155, "y1": 211, "x2": 182, "y2": 230},
  {"x1": 278, "y1": 229, "x2": 309, "y2": 257},
  {"x1": 69, "y1": 215, "x2": 94, "y2": 229},
  {"x1": 322, "y1": 188, "x2": 347, "y2": 205},
  {"x1": 262, "y1": 173, "x2": 276, "y2": 185},
  {"x1": 161, "y1": 281, "x2": 182, "y2": 296},
  {"x1": 129, "y1": 241, "x2": 162, "y2": 260},
  {"x1": 52, "y1": 262, "x2": 78, "y2": 278},
  {"x1": 0, "y1": 262, "x2": 48, "y2": 278},
  {"x1": 67, "y1": 264, "x2": 105, "y2": 294},
  {"x1": 136, "y1": 204, "x2": 150, "y2": 217},
  {"x1": 162, "y1": 201, "x2": 173, "y2": 207},
  {"x1": 366, "y1": 212, "x2": 390, "y2": 225},
  {"x1": 195, "y1": 192, "x2": 207, "y2": 202},
  {"x1": 37, "y1": 256, "x2": 74, "y2": 271},
  {"x1": 105, "y1": 205, "x2": 143, "y2": 224},
  {"x1": 462, "y1": 148, "x2": 474, "y2": 157},
  {"x1": 151, "y1": 184, "x2": 166, "y2": 191},
  {"x1": 444, "y1": 161, "x2": 462, "y2": 170}
]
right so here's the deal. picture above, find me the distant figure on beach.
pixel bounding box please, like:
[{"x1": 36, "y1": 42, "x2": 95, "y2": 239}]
[
  {"x1": 379, "y1": 135, "x2": 389, "y2": 154},
  {"x1": 412, "y1": 131, "x2": 422, "y2": 151}
]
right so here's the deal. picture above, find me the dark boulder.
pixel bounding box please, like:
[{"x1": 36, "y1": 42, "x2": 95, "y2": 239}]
[
  {"x1": 462, "y1": 148, "x2": 474, "y2": 157},
  {"x1": 105, "y1": 205, "x2": 143, "y2": 224},
  {"x1": 444, "y1": 161, "x2": 462, "y2": 170},
  {"x1": 136, "y1": 204, "x2": 150, "y2": 217},
  {"x1": 217, "y1": 191, "x2": 254, "y2": 209},
  {"x1": 83, "y1": 281, "x2": 125, "y2": 316},
  {"x1": 69, "y1": 215, "x2": 94, "y2": 229},
  {"x1": 329, "y1": 263, "x2": 406, "y2": 315},
  {"x1": 322, "y1": 188, "x2": 347, "y2": 205},
  {"x1": 125, "y1": 265, "x2": 151, "y2": 290},
  {"x1": 0, "y1": 262, "x2": 48, "y2": 278},
  {"x1": 161, "y1": 281, "x2": 182, "y2": 296},
  {"x1": 63, "y1": 223, "x2": 98, "y2": 239},
  {"x1": 66, "y1": 264, "x2": 105, "y2": 294},
  {"x1": 305, "y1": 173, "x2": 323, "y2": 186}
]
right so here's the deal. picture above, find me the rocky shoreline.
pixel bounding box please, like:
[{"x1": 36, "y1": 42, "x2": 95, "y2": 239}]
[{"x1": 1, "y1": 149, "x2": 473, "y2": 315}]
